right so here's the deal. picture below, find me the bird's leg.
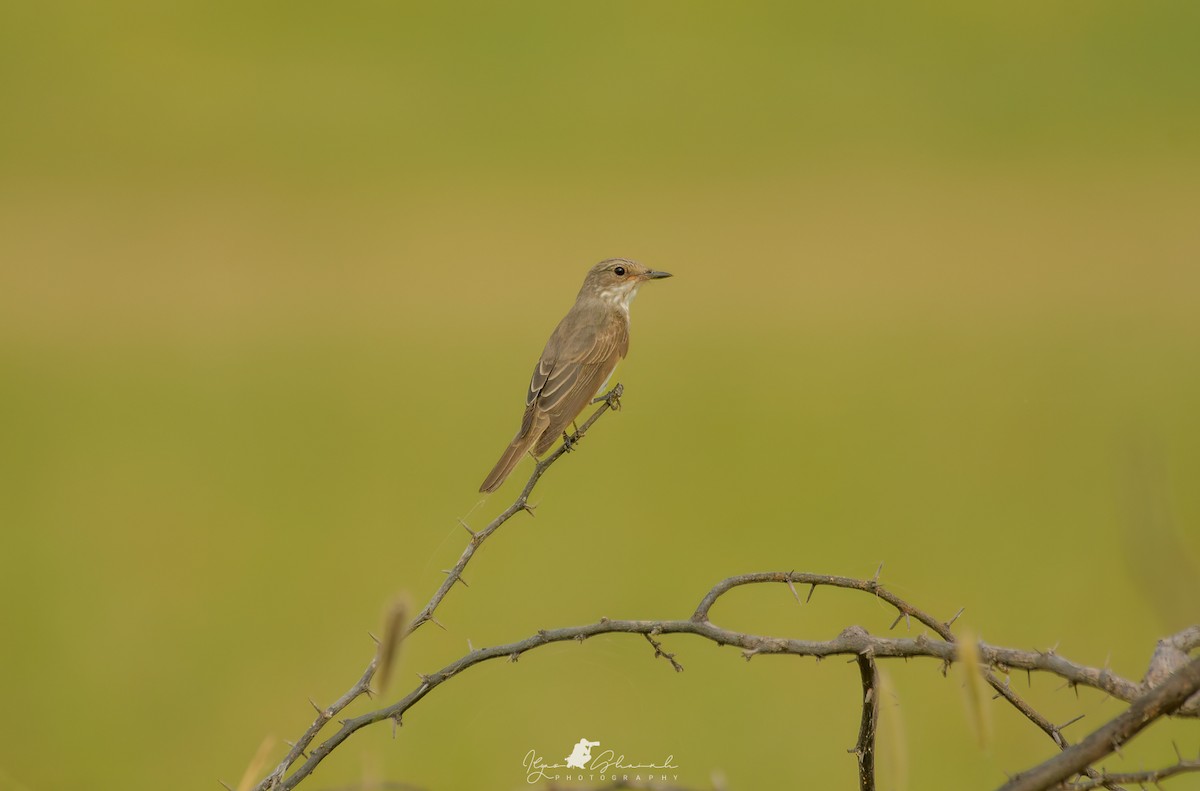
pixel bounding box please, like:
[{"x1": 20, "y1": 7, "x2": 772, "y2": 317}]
[{"x1": 560, "y1": 430, "x2": 576, "y2": 452}]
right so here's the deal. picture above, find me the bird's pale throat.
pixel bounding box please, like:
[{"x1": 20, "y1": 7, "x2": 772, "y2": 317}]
[{"x1": 599, "y1": 282, "x2": 640, "y2": 312}]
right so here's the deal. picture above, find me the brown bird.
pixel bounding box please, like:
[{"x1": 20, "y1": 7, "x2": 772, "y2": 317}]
[{"x1": 479, "y1": 258, "x2": 672, "y2": 493}]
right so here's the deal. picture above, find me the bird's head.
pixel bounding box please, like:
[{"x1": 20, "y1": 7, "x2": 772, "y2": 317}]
[{"x1": 580, "y1": 258, "x2": 672, "y2": 311}]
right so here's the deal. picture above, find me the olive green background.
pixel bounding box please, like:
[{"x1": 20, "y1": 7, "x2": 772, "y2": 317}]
[{"x1": 1, "y1": 3, "x2": 1198, "y2": 790}]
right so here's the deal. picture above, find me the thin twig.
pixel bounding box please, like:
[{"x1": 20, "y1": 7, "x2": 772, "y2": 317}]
[
  {"x1": 1058, "y1": 756, "x2": 1200, "y2": 789},
  {"x1": 643, "y1": 631, "x2": 684, "y2": 672},
  {"x1": 254, "y1": 385, "x2": 626, "y2": 791}
]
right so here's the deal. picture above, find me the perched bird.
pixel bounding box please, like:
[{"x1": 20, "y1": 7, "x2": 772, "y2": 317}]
[{"x1": 479, "y1": 258, "x2": 672, "y2": 493}]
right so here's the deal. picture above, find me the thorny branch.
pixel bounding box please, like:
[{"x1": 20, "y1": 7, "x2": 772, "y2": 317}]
[
  {"x1": 255, "y1": 568, "x2": 1199, "y2": 791},
  {"x1": 246, "y1": 383, "x2": 1199, "y2": 791},
  {"x1": 998, "y1": 656, "x2": 1200, "y2": 791},
  {"x1": 1058, "y1": 754, "x2": 1200, "y2": 789},
  {"x1": 254, "y1": 385, "x2": 626, "y2": 791},
  {"x1": 853, "y1": 648, "x2": 879, "y2": 791}
]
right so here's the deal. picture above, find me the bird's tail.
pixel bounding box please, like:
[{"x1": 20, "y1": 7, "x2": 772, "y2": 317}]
[{"x1": 479, "y1": 431, "x2": 537, "y2": 493}]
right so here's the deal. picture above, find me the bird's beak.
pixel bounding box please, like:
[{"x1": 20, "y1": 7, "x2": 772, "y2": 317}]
[{"x1": 642, "y1": 270, "x2": 673, "y2": 280}]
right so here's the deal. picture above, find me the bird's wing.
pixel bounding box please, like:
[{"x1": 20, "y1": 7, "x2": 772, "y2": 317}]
[
  {"x1": 524, "y1": 313, "x2": 628, "y2": 455},
  {"x1": 530, "y1": 360, "x2": 620, "y2": 456},
  {"x1": 521, "y1": 310, "x2": 625, "y2": 422}
]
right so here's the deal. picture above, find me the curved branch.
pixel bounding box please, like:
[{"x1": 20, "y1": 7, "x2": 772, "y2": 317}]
[
  {"x1": 255, "y1": 385, "x2": 626, "y2": 791},
  {"x1": 268, "y1": 572, "x2": 1193, "y2": 789}
]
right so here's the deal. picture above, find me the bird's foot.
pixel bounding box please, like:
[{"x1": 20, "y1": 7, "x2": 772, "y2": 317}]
[
  {"x1": 561, "y1": 431, "x2": 578, "y2": 452},
  {"x1": 592, "y1": 382, "x2": 624, "y2": 411}
]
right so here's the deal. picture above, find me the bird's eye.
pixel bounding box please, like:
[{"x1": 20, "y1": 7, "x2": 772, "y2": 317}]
[{"x1": 614, "y1": 266, "x2": 626, "y2": 276}]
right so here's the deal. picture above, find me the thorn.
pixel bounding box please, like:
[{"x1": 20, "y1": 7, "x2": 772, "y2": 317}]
[
  {"x1": 946, "y1": 607, "x2": 965, "y2": 629},
  {"x1": 807, "y1": 583, "x2": 817, "y2": 603},
  {"x1": 871, "y1": 562, "x2": 883, "y2": 584},
  {"x1": 416, "y1": 673, "x2": 432, "y2": 685},
  {"x1": 220, "y1": 782, "x2": 235, "y2": 791},
  {"x1": 429, "y1": 617, "x2": 446, "y2": 631},
  {"x1": 392, "y1": 715, "x2": 401, "y2": 738},
  {"x1": 467, "y1": 638, "x2": 475, "y2": 652},
  {"x1": 890, "y1": 613, "x2": 904, "y2": 630},
  {"x1": 1171, "y1": 741, "x2": 1182, "y2": 760},
  {"x1": 457, "y1": 518, "x2": 475, "y2": 537},
  {"x1": 509, "y1": 652, "x2": 521, "y2": 663},
  {"x1": 522, "y1": 502, "x2": 537, "y2": 517},
  {"x1": 786, "y1": 577, "x2": 802, "y2": 605},
  {"x1": 1060, "y1": 713, "x2": 1086, "y2": 731},
  {"x1": 441, "y1": 570, "x2": 469, "y2": 587},
  {"x1": 283, "y1": 741, "x2": 309, "y2": 759},
  {"x1": 308, "y1": 697, "x2": 324, "y2": 716}
]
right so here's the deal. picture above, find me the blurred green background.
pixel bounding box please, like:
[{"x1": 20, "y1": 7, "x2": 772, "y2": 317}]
[{"x1": 2, "y1": 2, "x2": 1198, "y2": 790}]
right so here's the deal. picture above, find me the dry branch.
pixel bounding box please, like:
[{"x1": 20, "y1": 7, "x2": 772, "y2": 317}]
[
  {"x1": 254, "y1": 385, "x2": 625, "y2": 791},
  {"x1": 247, "y1": 384, "x2": 1199, "y2": 791},
  {"x1": 258, "y1": 568, "x2": 1199, "y2": 790},
  {"x1": 997, "y1": 656, "x2": 1200, "y2": 791},
  {"x1": 853, "y1": 649, "x2": 879, "y2": 791}
]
